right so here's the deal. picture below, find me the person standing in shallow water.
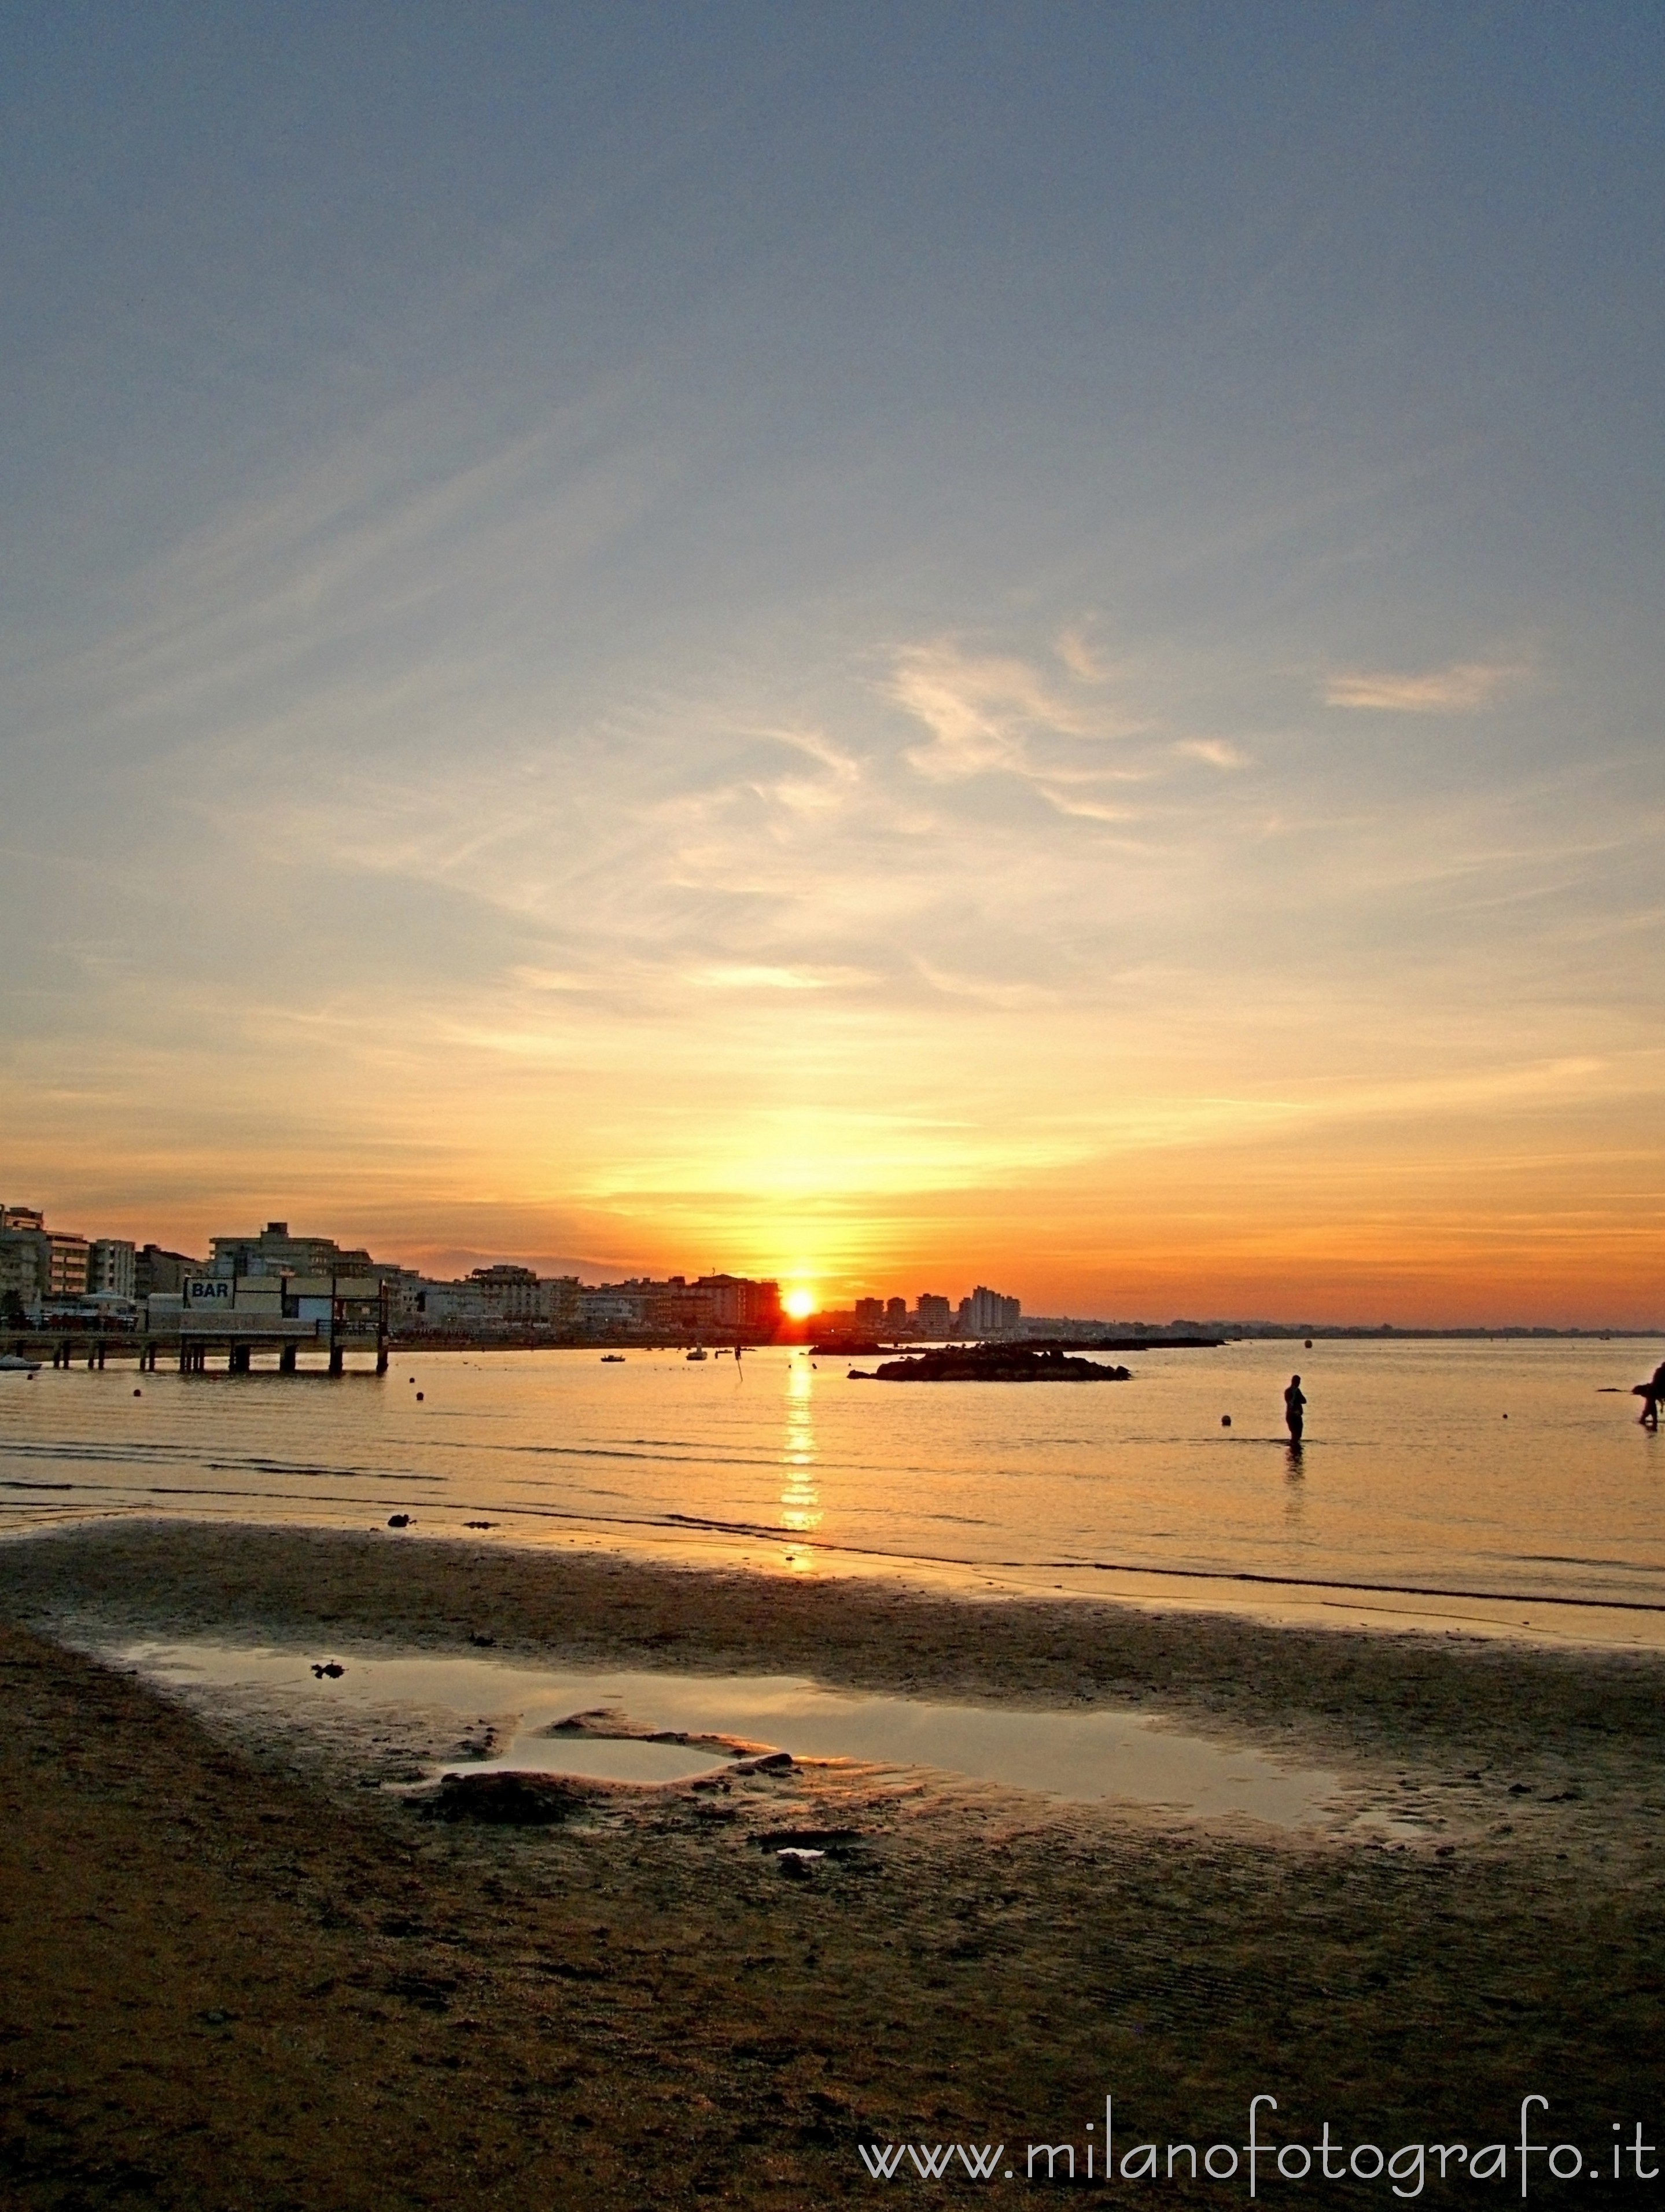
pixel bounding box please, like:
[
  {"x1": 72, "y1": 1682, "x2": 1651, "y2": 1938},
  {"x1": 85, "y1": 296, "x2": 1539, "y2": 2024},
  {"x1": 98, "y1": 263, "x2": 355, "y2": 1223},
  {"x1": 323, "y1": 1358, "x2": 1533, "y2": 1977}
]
[
  {"x1": 1284, "y1": 1374, "x2": 1306, "y2": 1444},
  {"x1": 1640, "y1": 1360, "x2": 1665, "y2": 1430}
]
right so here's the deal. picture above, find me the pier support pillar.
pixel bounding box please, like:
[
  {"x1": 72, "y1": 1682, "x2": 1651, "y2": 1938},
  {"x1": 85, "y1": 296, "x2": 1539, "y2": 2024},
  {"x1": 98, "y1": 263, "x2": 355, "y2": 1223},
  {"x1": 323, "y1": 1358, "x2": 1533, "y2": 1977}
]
[
  {"x1": 328, "y1": 1344, "x2": 344, "y2": 1376},
  {"x1": 229, "y1": 1343, "x2": 251, "y2": 1375},
  {"x1": 279, "y1": 1341, "x2": 297, "y2": 1374}
]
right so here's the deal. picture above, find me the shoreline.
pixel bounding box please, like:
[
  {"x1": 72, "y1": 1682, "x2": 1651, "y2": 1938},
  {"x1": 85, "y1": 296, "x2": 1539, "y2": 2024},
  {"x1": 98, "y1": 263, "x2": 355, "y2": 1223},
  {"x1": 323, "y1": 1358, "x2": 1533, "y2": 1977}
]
[
  {"x1": 6, "y1": 1498, "x2": 1665, "y2": 1652},
  {"x1": 5, "y1": 1516, "x2": 1664, "y2": 1819},
  {"x1": 3, "y1": 1519, "x2": 1663, "y2": 2205}
]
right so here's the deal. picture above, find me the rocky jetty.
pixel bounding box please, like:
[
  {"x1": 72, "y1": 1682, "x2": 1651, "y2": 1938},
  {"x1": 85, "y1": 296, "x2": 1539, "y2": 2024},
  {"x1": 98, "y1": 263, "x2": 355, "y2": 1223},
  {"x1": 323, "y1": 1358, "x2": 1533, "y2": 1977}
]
[{"x1": 852, "y1": 1346, "x2": 1132, "y2": 1382}]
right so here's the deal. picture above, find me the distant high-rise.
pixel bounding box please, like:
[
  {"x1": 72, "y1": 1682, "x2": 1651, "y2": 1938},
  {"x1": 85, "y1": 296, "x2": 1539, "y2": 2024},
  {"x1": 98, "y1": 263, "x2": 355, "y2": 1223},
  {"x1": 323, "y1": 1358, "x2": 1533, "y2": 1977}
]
[{"x1": 961, "y1": 1284, "x2": 1021, "y2": 1337}]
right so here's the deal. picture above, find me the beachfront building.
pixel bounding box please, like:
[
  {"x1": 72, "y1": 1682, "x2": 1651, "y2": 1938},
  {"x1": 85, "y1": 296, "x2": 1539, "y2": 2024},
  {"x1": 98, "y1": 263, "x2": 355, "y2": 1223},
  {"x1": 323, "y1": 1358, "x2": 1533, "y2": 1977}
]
[
  {"x1": 134, "y1": 1244, "x2": 203, "y2": 1298},
  {"x1": 88, "y1": 1239, "x2": 137, "y2": 1300},
  {"x1": 0, "y1": 1205, "x2": 90, "y2": 1304},
  {"x1": 209, "y1": 1221, "x2": 383, "y2": 1282},
  {"x1": 410, "y1": 1280, "x2": 500, "y2": 1329},
  {"x1": 46, "y1": 1233, "x2": 90, "y2": 1299},
  {"x1": 916, "y1": 1293, "x2": 953, "y2": 1336},
  {"x1": 468, "y1": 1265, "x2": 540, "y2": 1320},
  {"x1": 693, "y1": 1274, "x2": 782, "y2": 1334},
  {"x1": 403, "y1": 1270, "x2": 583, "y2": 1335},
  {"x1": 0, "y1": 1234, "x2": 41, "y2": 1316},
  {"x1": 577, "y1": 1278, "x2": 692, "y2": 1335},
  {"x1": 573, "y1": 1273, "x2": 783, "y2": 1341},
  {"x1": 577, "y1": 1287, "x2": 649, "y2": 1334}
]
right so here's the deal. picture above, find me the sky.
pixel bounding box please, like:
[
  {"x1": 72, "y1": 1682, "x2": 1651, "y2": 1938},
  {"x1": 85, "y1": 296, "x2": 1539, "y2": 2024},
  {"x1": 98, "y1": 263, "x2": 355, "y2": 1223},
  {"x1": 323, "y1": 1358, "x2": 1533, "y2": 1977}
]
[{"x1": 2, "y1": 2, "x2": 1662, "y2": 1323}]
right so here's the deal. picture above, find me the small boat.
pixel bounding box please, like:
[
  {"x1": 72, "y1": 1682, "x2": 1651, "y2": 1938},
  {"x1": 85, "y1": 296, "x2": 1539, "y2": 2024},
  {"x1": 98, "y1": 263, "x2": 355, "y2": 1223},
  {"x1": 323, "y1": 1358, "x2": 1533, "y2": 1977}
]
[
  {"x1": 600, "y1": 1353, "x2": 625, "y2": 1363},
  {"x1": 0, "y1": 1353, "x2": 42, "y2": 1372},
  {"x1": 686, "y1": 1346, "x2": 708, "y2": 1361}
]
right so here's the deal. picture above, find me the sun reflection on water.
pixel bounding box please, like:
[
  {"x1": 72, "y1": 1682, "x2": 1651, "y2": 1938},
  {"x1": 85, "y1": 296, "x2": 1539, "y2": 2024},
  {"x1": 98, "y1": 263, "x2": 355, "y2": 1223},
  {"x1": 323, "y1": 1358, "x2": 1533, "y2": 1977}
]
[{"x1": 780, "y1": 1354, "x2": 821, "y2": 1571}]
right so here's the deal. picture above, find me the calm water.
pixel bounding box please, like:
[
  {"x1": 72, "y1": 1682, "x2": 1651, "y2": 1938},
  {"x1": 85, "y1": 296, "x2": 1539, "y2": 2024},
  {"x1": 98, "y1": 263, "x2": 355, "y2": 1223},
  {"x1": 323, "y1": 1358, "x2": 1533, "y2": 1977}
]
[
  {"x1": 108, "y1": 1639, "x2": 1343, "y2": 1828},
  {"x1": 2, "y1": 1340, "x2": 1662, "y2": 1622}
]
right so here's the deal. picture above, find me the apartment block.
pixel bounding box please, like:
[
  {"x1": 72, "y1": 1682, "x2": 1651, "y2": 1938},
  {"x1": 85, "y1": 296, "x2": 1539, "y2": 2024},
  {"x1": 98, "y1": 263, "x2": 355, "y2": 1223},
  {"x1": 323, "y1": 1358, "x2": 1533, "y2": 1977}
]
[{"x1": 89, "y1": 1239, "x2": 137, "y2": 1300}]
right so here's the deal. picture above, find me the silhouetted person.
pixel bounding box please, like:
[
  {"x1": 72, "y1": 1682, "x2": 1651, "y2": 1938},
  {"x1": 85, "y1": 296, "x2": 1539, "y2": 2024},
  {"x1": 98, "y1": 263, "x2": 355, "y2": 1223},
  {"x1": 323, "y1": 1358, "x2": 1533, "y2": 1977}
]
[
  {"x1": 1283, "y1": 1374, "x2": 1306, "y2": 1444},
  {"x1": 1640, "y1": 1360, "x2": 1665, "y2": 1430}
]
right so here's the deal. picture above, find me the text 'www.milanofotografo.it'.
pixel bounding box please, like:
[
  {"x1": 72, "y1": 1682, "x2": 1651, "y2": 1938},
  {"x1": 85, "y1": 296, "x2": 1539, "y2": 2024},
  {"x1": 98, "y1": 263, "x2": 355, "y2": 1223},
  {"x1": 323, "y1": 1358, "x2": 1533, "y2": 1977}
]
[{"x1": 857, "y1": 2096, "x2": 1661, "y2": 2193}]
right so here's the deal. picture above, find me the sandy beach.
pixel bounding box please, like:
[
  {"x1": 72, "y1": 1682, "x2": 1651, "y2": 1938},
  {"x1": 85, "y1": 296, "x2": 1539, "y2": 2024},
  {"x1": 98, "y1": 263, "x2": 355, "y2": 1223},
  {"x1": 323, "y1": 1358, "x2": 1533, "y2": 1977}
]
[{"x1": 2, "y1": 1519, "x2": 1662, "y2": 2206}]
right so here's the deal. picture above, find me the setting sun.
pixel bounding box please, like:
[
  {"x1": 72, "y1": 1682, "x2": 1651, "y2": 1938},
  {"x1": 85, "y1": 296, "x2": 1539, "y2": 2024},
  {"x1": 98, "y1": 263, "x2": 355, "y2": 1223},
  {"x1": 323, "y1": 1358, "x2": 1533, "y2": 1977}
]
[{"x1": 782, "y1": 1288, "x2": 817, "y2": 1322}]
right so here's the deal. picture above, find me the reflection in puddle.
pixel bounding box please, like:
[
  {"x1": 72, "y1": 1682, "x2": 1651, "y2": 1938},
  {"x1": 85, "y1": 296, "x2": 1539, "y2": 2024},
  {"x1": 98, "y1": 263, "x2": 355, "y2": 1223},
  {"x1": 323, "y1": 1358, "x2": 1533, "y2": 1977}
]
[
  {"x1": 452, "y1": 1737, "x2": 733, "y2": 1785},
  {"x1": 110, "y1": 1638, "x2": 1340, "y2": 1830}
]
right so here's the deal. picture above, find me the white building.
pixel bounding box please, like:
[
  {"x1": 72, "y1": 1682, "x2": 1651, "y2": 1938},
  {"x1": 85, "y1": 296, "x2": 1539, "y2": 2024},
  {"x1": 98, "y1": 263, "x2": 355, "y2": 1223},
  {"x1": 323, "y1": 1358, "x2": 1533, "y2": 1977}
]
[
  {"x1": 411, "y1": 1281, "x2": 499, "y2": 1328},
  {"x1": 578, "y1": 1287, "x2": 649, "y2": 1332}
]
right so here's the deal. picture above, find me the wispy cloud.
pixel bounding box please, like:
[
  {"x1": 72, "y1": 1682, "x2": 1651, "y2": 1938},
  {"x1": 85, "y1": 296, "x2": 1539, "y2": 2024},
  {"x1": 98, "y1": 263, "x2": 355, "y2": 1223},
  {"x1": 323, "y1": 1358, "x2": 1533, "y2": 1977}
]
[
  {"x1": 1323, "y1": 660, "x2": 1528, "y2": 713},
  {"x1": 913, "y1": 958, "x2": 1059, "y2": 1010},
  {"x1": 687, "y1": 963, "x2": 871, "y2": 991},
  {"x1": 511, "y1": 966, "x2": 605, "y2": 992},
  {"x1": 887, "y1": 637, "x2": 1149, "y2": 781},
  {"x1": 1175, "y1": 738, "x2": 1249, "y2": 769},
  {"x1": 1036, "y1": 789, "x2": 1143, "y2": 822},
  {"x1": 1055, "y1": 622, "x2": 1114, "y2": 682}
]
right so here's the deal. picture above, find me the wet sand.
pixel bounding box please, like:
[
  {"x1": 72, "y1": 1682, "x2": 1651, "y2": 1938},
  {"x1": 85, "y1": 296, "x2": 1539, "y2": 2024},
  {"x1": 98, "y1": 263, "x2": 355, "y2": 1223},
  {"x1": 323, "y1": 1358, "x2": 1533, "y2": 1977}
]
[{"x1": 1, "y1": 1519, "x2": 1662, "y2": 2206}]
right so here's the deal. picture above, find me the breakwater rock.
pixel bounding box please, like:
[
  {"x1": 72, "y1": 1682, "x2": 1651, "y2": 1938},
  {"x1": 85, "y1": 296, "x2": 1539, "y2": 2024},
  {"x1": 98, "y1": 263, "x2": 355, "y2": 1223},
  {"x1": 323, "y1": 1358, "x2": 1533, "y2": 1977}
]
[{"x1": 852, "y1": 1347, "x2": 1133, "y2": 1383}]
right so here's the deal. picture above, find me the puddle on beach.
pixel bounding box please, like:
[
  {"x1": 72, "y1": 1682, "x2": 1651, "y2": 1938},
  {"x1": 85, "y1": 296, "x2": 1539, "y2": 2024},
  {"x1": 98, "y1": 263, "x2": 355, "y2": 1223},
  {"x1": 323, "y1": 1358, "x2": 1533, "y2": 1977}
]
[{"x1": 108, "y1": 1638, "x2": 1341, "y2": 1830}]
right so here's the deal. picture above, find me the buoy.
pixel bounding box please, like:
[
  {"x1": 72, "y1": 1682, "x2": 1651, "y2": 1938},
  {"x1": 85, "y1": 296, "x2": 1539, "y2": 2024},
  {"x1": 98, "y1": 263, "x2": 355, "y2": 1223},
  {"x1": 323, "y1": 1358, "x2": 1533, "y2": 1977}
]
[
  {"x1": 416, "y1": 1390, "x2": 424, "y2": 1401},
  {"x1": 133, "y1": 1388, "x2": 141, "y2": 1397},
  {"x1": 1221, "y1": 1414, "x2": 1231, "y2": 1427}
]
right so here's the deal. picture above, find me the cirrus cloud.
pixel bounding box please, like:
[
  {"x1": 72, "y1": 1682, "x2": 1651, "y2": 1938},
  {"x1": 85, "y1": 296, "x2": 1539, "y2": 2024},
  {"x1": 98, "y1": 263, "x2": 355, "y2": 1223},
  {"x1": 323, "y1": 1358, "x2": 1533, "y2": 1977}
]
[
  {"x1": 1323, "y1": 660, "x2": 1529, "y2": 713},
  {"x1": 887, "y1": 636, "x2": 1150, "y2": 781}
]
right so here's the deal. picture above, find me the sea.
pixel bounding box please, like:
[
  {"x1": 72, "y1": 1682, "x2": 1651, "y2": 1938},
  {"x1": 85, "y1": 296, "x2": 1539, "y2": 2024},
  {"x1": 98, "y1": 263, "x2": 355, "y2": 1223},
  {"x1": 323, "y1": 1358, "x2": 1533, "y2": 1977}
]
[{"x1": 2, "y1": 1337, "x2": 1662, "y2": 1640}]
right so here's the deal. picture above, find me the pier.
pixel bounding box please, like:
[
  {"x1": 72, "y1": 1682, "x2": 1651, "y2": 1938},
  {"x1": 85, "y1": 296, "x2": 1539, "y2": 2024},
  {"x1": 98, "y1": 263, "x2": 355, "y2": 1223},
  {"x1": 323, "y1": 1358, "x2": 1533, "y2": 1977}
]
[{"x1": 4, "y1": 1284, "x2": 389, "y2": 1378}]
